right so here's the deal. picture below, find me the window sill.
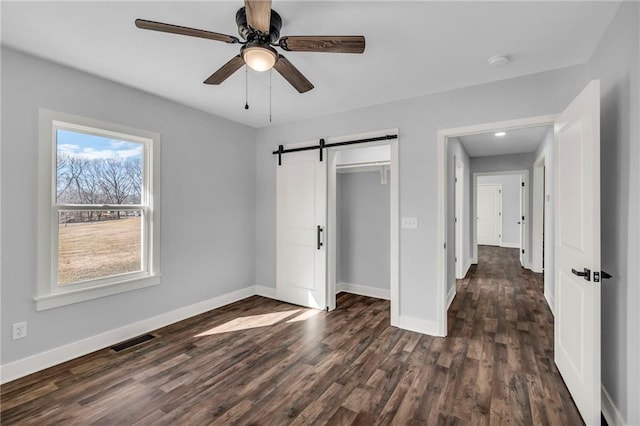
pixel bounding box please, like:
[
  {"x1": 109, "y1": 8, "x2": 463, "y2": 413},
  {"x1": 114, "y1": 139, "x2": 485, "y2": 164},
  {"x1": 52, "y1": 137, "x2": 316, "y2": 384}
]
[{"x1": 34, "y1": 274, "x2": 161, "y2": 311}]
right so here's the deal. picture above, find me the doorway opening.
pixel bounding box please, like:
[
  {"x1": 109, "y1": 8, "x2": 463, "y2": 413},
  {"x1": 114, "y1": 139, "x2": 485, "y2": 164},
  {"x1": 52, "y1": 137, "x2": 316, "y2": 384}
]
[
  {"x1": 326, "y1": 130, "x2": 399, "y2": 325},
  {"x1": 436, "y1": 114, "x2": 557, "y2": 336}
]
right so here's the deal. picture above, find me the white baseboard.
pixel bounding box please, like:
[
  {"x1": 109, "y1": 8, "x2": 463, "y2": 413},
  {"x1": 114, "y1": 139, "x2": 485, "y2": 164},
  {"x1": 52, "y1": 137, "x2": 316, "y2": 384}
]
[
  {"x1": 463, "y1": 260, "x2": 472, "y2": 277},
  {"x1": 470, "y1": 257, "x2": 478, "y2": 265},
  {"x1": 447, "y1": 285, "x2": 457, "y2": 309},
  {"x1": 255, "y1": 285, "x2": 277, "y2": 299},
  {"x1": 0, "y1": 285, "x2": 256, "y2": 384},
  {"x1": 500, "y1": 242, "x2": 520, "y2": 248},
  {"x1": 337, "y1": 282, "x2": 390, "y2": 300},
  {"x1": 544, "y1": 291, "x2": 555, "y2": 316},
  {"x1": 602, "y1": 385, "x2": 627, "y2": 426},
  {"x1": 397, "y1": 315, "x2": 442, "y2": 336}
]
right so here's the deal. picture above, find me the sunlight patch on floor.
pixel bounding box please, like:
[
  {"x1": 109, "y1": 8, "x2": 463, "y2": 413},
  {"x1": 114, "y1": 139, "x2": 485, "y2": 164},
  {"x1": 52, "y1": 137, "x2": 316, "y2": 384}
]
[
  {"x1": 286, "y1": 309, "x2": 321, "y2": 323},
  {"x1": 194, "y1": 309, "x2": 302, "y2": 336}
]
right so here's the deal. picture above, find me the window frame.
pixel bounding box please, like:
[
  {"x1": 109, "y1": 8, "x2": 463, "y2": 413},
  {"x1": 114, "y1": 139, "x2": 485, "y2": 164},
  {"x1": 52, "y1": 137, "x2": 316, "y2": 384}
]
[{"x1": 36, "y1": 109, "x2": 161, "y2": 310}]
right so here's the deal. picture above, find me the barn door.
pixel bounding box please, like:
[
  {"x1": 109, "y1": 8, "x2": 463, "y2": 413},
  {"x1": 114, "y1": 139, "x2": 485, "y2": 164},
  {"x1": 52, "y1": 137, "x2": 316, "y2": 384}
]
[
  {"x1": 554, "y1": 80, "x2": 601, "y2": 425},
  {"x1": 276, "y1": 148, "x2": 327, "y2": 309}
]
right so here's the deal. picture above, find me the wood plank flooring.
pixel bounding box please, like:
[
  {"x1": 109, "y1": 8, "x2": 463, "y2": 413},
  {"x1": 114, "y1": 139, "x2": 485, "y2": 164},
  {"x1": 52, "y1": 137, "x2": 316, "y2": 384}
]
[{"x1": 1, "y1": 246, "x2": 583, "y2": 425}]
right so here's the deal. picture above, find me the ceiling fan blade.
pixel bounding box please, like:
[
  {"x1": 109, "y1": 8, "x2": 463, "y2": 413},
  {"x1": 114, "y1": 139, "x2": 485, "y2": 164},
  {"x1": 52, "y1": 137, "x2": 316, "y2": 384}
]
[
  {"x1": 279, "y1": 36, "x2": 365, "y2": 54},
  {"x1": 244, "y1": 0, "x2": 272, "y2": 33},
  {"x1": 273, "y1": 56, "x2": 314, "y2": 93},
  {"x1": 135, "y1": 19, "x2": 239, "y2": 44},
  {"x1": 203, "y1": 55, "x2": 245, "y2": 85}
]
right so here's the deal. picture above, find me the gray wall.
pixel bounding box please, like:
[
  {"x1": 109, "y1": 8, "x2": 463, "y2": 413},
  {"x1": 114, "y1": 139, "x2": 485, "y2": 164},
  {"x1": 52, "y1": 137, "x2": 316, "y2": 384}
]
[
  {"x1": 1, "y1": 48, "x2": 256, "y2": 364},
  {"x1": 477, "y1": 174, "x2": 522, "y2": 246},
  {"x1": 337, "y1": 172, "x2": 390, "y2": 289},
  {"x1": 471, "y1": 153, "x2": 536, "y2": 264},
  {"x1": 586, "y1": 1, "x2": 640, "y2": 423},
  {"x1": 255, "y1": 66, "x2": 588, "y2": 322},
  {"x1": 447, "y1": 137, "x2": 471, "y2": 294}
]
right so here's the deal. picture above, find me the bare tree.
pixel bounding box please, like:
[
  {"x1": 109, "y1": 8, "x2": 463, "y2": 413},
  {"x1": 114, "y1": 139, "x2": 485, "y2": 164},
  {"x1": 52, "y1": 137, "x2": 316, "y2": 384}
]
[
  {"x1": 125, "y1": 157, "x2": 143, "y2": 204},
  {"x1": 96, "y1": 158, "x2": 132, "y2": 218},
  {"x1": 56, "y1": 154, "x2": 142, "y2": 223}
]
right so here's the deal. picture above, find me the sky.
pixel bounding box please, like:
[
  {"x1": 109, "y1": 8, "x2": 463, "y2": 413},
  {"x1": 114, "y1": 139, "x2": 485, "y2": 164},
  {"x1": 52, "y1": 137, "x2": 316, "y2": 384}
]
[{"x1": 57, "y1": 130, "x2": 143, "y2": 161}]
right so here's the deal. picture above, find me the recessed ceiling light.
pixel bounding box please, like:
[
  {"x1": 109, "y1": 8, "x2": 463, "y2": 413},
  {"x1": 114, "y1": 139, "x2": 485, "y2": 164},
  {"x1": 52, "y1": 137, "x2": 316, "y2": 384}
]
[
  {"x1": 488, "y1": 55, "x2": 510, "y2": 68},
  {"x1": 495, "y1": 132, "x2": 506, "y2": 137}
]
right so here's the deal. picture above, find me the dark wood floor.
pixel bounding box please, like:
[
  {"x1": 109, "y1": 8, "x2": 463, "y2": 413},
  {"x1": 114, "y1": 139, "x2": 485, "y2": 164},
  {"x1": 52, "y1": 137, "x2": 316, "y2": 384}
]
[{"x1": 1, "y1": 246, "x2": 582, "y2": 425}]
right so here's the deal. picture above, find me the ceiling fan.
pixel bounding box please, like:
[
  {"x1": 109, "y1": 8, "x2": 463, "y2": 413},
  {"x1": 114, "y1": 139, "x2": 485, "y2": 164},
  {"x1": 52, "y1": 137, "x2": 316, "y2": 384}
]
[{"x1": 135, "y1": 0, "x2": 366, "y2": 93}]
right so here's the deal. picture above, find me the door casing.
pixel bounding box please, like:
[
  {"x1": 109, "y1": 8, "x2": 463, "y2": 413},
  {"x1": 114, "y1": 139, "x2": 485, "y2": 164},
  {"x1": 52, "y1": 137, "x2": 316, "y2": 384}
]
[{"x1": 437, "y1": 114, "x2": 557, "y2": 336}]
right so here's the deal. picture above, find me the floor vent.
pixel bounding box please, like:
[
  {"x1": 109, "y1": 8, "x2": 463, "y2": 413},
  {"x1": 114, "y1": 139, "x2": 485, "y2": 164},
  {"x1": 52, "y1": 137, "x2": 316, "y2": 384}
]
[{"x1": 111, "y1": 333, "x2": 156, "y2": 352}]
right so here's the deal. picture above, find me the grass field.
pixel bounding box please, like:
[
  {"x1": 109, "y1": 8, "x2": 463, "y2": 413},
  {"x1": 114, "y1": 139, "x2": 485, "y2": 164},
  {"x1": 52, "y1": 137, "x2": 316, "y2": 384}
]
[{"x1": 58, "y1": 217, "x2": 141, "y2": 285}]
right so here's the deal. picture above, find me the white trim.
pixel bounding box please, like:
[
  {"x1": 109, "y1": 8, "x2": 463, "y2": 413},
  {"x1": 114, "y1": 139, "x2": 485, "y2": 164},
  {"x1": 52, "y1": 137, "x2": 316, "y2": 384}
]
[
  {"x1": 337, "y1": 282, "x2": 390, "y2": 300},
  {"x1": 500, "y1": 242, "x2": 520, "y2": 249},
  {"x1": 36, "y1": 108, "x2": 162, "y2": 311},
  {"x1": 437, "y1": 115, "x2": 558, "y2": 337},
  {"x1": 469, "y1": 257, "x2": 478, "y2": 265},
  {"x1": 463, "y1": 259, "x2": 473, "y2": 277},
  {"x1": 255, "y1": 285, "x2": 277, "y2": 299},
  {"x1": 447, "y1": 284, "x2": 456, "y2": 309},
  {"x1": 398, "y1": 315, "x2": 442, "y2": 336},
  {"x1": 544, "y1": 290, "x2": 555, "y2": 316},
  {"x1": 602, "y1": 385, "x2": 627, "y2": 426},
  {"x1": 1, "y1": 285, "x2": 256, "y2": 384}
]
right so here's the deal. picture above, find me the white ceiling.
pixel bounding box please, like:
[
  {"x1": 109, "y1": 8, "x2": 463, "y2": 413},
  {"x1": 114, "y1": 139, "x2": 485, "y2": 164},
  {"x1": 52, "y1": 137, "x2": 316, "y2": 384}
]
[
  {"x1": 1, "y1": 1, "x2": 620, "y2": 128},
  {"x1": 458, "y1": 125, "x2": 551, "y2": 157}
]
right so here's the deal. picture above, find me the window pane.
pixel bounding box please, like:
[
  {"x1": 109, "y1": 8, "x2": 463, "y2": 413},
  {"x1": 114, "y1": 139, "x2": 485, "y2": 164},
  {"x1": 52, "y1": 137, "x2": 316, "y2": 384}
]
[
  {"x1": 58, "y1": 211, "x2": 142, "y2": 285},
  {"x1": 56, "y1": 129, "x2": 143, "y2": 204}
]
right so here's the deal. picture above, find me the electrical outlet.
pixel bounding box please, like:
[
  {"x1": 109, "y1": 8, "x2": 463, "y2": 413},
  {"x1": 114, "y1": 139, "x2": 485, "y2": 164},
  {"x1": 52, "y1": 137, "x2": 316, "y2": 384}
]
[
  {"x1": 401, "y1": 217, "x2": 418, "y2": 229},
  {"x1": 12, "y1": 322, "x2": 27, "y2": 340}
]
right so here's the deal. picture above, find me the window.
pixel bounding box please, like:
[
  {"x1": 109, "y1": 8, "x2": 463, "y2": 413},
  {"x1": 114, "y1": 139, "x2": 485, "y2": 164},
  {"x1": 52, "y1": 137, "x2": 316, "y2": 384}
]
[{"x1": 37, "y1": 109, "x2": 161, "y2": 310}]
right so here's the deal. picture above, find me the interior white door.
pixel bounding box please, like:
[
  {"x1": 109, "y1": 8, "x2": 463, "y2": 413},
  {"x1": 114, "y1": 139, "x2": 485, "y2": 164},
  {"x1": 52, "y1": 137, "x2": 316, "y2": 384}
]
[
  {"x1": 477, "y1": 184, "x2": 501, "y2": 246},
  {"x1": 554, "y1": 80, "x2": 601, "y2": 425},
  {"x1": 520, "y1": 176, "x2": 526, "y2": 266},
  {"x1": 276, "y1": 148, "x2": 327, "y2": 309},
  {"x1": 455, "y1": 160, "x2": 464, "y2": 279}
]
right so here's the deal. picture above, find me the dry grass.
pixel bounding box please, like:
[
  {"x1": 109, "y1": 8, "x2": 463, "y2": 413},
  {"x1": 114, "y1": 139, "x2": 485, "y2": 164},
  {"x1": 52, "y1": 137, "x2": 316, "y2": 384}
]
[{"x1": 58, "y1": 217, "x2": 141, "y2": 285}]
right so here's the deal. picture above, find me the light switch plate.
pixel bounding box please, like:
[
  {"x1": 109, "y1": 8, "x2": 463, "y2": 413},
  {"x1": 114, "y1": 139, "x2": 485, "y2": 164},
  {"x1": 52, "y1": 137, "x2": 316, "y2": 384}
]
[{"x1": 401, "y1": 217, "x2": 418, "y2": 229}]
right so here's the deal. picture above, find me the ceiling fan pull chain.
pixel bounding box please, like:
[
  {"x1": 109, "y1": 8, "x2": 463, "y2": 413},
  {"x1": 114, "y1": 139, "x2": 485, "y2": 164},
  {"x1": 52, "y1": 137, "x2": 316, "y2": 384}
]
[
  {"x1": 269, "y1": 68, "x2": 272, "y2": 123},
  {"x1": 244, "y1": 65, "x2": 249, "y2": 110}
]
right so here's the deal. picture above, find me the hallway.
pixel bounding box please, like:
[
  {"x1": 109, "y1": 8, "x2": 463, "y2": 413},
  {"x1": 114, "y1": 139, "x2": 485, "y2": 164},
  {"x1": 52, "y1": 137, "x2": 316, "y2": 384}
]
[{"x1": 448, "y1": 245, "x2": 583, "y2": 424}]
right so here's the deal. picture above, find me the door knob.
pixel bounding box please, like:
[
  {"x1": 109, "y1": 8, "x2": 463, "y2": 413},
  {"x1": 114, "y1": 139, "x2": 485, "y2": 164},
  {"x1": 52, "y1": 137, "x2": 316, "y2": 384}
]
[{"x1": 571, "y1": 268, "x2": 591, "y2": 281}]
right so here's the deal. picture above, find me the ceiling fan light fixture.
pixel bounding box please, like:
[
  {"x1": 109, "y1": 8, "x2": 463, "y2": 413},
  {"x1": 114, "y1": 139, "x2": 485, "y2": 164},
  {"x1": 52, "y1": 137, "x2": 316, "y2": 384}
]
[{"x1": 242, "y1": 43, "x2": 278, "y2": 72}]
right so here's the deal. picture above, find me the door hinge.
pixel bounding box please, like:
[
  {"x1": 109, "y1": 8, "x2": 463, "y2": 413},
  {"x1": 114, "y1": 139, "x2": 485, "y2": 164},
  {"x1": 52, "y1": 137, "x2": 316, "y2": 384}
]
[
  {"x1": 521, "y1": 249, "x2": 525, "y2": 254},
  {"x1": 455, "y1": 217, "x2": 458, "y2": 223},
  {"x1": 522, "y1": 215, "x2": 525, "y2": 221},
  {"x1": 444, "y1": 243, "x2": 447, "y2": 249},
  {"x1": 522, "y1": 182, "x2": 525, "y2": 187}
]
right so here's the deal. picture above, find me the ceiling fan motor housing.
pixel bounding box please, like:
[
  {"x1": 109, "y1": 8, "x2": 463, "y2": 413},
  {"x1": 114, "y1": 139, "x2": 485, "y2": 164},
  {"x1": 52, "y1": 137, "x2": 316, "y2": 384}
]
[{"x1": 236, "y1": 7, "x2": 282, "y2": 44}]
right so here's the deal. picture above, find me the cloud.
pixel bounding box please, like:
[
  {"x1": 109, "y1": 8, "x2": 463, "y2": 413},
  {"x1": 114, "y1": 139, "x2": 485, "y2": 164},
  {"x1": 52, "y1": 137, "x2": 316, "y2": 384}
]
[
  {"x1": 59, "y1": 144, "x2": 142, "y2": 160},
  {"x1": 57, "y1": 144, "x2": 81, "y2": 154}
]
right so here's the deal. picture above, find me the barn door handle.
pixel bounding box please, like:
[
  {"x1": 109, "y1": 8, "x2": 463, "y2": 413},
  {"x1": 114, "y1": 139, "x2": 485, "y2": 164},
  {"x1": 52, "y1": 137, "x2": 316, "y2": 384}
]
[
  {"x1": 571, "y1": 268, "x2": 591, "y2": 281},
  {"x1": 317, "y1": 226, "x2": 323, "y2": 250}
]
